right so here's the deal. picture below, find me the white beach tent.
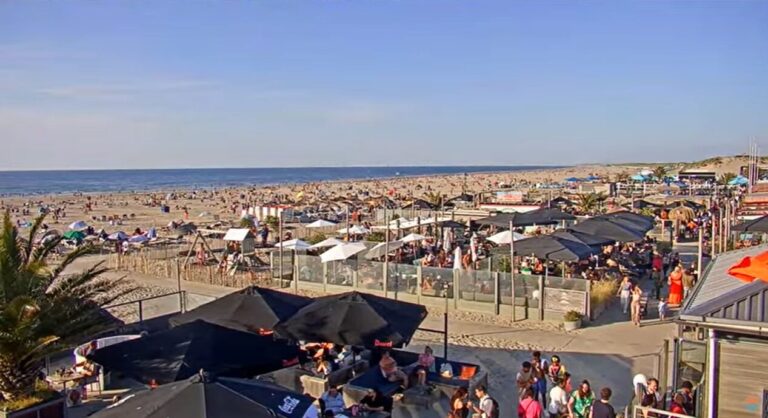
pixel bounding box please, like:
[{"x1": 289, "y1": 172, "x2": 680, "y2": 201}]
[
  {"x1": 274, "y1": 239, "x2": 311, "y2": 251},
  {"x1": 401, "y1": 233, "x2": 427, "y2": 243},
  {"x1": 309, "y1": 237, "x2": 346, "y2": 250},
  {"x1": 337, "y1": 225, "x2": 371, "y2": 235},
  {"x1": 306, "y1": 219, "x2": 337, "y2": 228},
  {"x1": 68, "y1": 220, "x2": 88, "y2": 231},
  {"x1": 487, "y1": 230, "x2": 526, "y2": 245},
  {"x1": 320, "y1": 242, "x2": 367, "y2": 263}
]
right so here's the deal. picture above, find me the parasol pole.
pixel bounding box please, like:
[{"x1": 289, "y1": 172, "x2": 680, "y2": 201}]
[
  {"x1": 384, "y1": 207, "x2": 390, "y2": 299},
  {"x1": 697, "y1": 223, "x2": 703, "y2": 280},
  {"x1": 510, "y1": 220, "x2": 516, "y2": 322}
]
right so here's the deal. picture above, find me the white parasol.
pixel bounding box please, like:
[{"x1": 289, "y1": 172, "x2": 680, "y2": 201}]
[
  {"x1": 68, "y1": 220, "x2": 88, "y2": 231},
  {"x1": 487, "y1": 230, "x2": 525, "y2": 245},
  {"x1": 306, "y1": 219, "x2": 337, "y2": 228},
  {"x1": 274, "y1": 239, "x2": 312, "y2": 251},
  {"x1": 320, "y1": 242, "x2": 367, "y2": 263},
  {"x1": 309, "y1": 237, "x2": 346, "y2": 249},
  {"x1": 401, "y1": 233, "x2": 427, "y2": 243}
]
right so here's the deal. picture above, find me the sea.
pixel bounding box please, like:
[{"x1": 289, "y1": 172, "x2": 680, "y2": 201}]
[{"x1": 0, "y1": 166, "x2": 556, "y2": 196}]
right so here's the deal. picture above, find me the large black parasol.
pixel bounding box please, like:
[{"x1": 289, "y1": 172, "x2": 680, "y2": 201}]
[
  {"x1": 88, "y1": 320, "x2": 303, "y2": 384},
  {"x1": 169, "y1": 286, "x2": 311, "y2": 333},
  {"x1": 92, "y1": 373, "x2": 316, "y2": 418},
  {"x1": 569, "y1": 217, "x2": 646, "y2": 242},
  {"x1": 732, "y1": 215, "x2": 768, "y2": 233},
  {"x1": 275, "y1": 291, "x2": 427, "y2": 348},
  {"x1": 492, "y1": 234, "x2": 593, "y2": 262}
]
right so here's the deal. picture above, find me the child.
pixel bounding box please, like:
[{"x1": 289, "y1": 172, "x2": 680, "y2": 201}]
[{"x1": 658, "y1": 298, "x2": 669, "y2": 321}]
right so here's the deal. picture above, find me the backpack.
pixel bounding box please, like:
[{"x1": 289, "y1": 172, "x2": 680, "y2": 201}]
[{"x1": 488, "y1": 396, "x2": 500, "y2": 418}]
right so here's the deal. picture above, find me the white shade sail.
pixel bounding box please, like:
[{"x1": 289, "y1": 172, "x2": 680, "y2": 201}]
[
  {"x1": 274, "y1": 239, "x2": 311, "y2": 251},
  {"x1": 320, "y1": 242, "x2": 367, "y2": 263},
  {"x1": 306, "y1": 219, "x2": 337, "y2": 228},
  {"x1": 309, "y1": 237, "x2": 346, "y2": 249}
]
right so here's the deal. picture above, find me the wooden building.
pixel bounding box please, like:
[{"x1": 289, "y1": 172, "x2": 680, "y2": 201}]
[{"x1": 677, "y1": 244, "x2": 768, "y2": 418}]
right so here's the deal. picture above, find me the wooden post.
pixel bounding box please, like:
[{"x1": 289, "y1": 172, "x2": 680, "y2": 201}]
[
  {"x1": 538, "y1": 274, "x2": 545, "y2": 321},
  {"x1": 711, "y1": 211, "x2": 717, "y2": 257},
  {"x1": 384, "y1": 207, "x2": 389, "y2": 298},
  {"x1": 279, "y1": 211, "x2": 283, "y2": 286},
  {"x1": 494, "y1": 272, "x2": 500, "y2": 315},
  {"x1": 510, "y1": 220, "x2": 516, "y2": 322},
  {"x1": 697, "y1": 226, "x2": 703, "y2": 279}
]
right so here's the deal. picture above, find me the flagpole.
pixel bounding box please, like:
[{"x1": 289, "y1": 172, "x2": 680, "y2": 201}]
[{"x1": 510, "y1": 220, "x2": 516, "y2": 322}]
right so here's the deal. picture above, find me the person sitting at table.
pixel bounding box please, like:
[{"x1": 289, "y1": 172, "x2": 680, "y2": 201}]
[
  {"x1": 360, "y1": 388, "x2": 393, "y2": 413},
  {"x1": 314, "y1": 354, "x2": 334, "y2": 377},
  {"x1": 321, "y1": 386, "x2": 346, "y2": 415},
  {"x1": 414, "y1": 346, "x2": 436, "y2": 387},
  {"x1": 379, "y1": 350, "x2": 409, "y2": 388}
]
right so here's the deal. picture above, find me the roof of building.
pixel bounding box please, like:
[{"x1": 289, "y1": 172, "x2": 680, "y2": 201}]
[
  {"x1": 680, "y1": 244, "x2": 768, "y2": 330},
  {"x1": 223, "y1": 228, "x2": 254, "y2": 241}
]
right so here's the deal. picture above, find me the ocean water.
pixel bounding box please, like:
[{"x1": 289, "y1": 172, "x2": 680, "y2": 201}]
[{"x1": 0, "y1": 166, "x2": 554, "y2": 196}]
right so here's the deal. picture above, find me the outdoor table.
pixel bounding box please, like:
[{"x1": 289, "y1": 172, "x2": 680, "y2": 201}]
[{"x1": 49, "y1": 371, "x2": 86, "y2": 389}]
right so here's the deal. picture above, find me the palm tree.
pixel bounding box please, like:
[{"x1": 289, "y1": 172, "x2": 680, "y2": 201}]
[
  {"x1": 718, "y1": 172, "x2": 737, "y2": 185},
  {"x1": 614, "y1": 172, "x2": 630, "y2": 183},
  {"x1": 577, "y1": 193, "x2": 606, "y2": 215},
  {"x1": 0, "y1": 212, "x2": 132, "y2": 400},
  {"x1": 423, "y1": 191, "x2": 444, "y2": 208},
  {"x1": 652, "y1": 166, "x2": 667, "y2": 182}
]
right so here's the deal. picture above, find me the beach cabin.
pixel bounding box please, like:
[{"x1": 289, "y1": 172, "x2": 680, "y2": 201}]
[
  {"x1": 675, "y1": 244, "x2": 768, "y2": 418},
  {"x1": 223, "y1": 228, "x2": 256, "y2": 253}
]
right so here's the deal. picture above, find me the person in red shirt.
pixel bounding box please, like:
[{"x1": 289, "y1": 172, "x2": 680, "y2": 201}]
[{"x1": 517, "y1": 387, "x2": 543, "y2": 418}]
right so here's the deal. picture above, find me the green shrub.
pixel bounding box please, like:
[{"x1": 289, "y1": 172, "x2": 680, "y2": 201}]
[
  {"x1": 307, "y1": 232, "x2": 327, "y2": 245},
  {"x1": 265, "y1": 215, "x2": 279, "y2": 229},
  {"x1": 367, "y1": 231, "x2": 385, "y2": 242},
  {"x1": 564, "y1": 310, "x2": 582, "y2": 322}
]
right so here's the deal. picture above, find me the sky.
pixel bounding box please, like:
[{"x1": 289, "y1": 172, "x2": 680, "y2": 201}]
[{"x1": 0, "y1": 1, "x2": 766, "y2": 170}]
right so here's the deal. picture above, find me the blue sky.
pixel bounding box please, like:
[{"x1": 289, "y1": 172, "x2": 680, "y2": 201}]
[{"x1": 0, "y1": 1, "x2": 766, "y2": 170}]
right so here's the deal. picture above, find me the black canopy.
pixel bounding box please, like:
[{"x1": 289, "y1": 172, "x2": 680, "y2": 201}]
[
  {"x1": 732, "y1": 215, "x2": 768, "y2": 233},
  {"x1": 551, "y1": 230, "x2": 614, "y2": 248},
  {"x1": 627, "y1": 199, "x2": 660, "y2": 210},
  {"x1": 476, "y1": 208, "x2": 573, "y2": 228},
  {"x1": 89, "y1": 320, "x2": 302, "y2": 384},
  {"x1": 438, "y1": 220, "x2": 466, "y2": 229},
  {"x1": 548, "y1": 196, "x2": 574, "y2": 206},
  {"x1": 92, "y1": 373, "x2": 315, "y2": 418},
  {"x1": 169, "y1": 287, "x2": 311, "y2": 333},
  {"x1": 600, "y1": 212, "x2": 655, "y2": 233},
  {"x1": 275, "y1": 291, "x2": 427, "y2": 348},
  {"x1": 492, "y1": 235, "x2": 593, "y2": 262},
  {"x1": 569, "y1": 217, "x2": 647, "y2": 242}
]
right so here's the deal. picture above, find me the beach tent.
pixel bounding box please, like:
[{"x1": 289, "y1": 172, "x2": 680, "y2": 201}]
[
  {"x1": 564, "y1": 177, "x2": 581, "y2": 183},
  {"x1": 106, "y1": 231, "x2": 128, "y2": 241},
  {"x1": 306, "y1": 219, "x2": 337, "y2": 228},
  {"x1": 487, "y1": 230, "x2": 525, "y2": 245},
  {"x1": 91, "y1": 374, "x2": 318, "y2": 418},
  {"x1": 128, "y1": 235, "x2": 149, "y2": 244},
  {"x1": 88, "y1": 320, "x2": 302, "y2": 385},
  {"x1": 275, "y1": 291, "x2": 427, "y2": 348},
  {"x1": 401, "y1": 233, "x2": 428, "y2": 243},
  {"x1": 274, "y1": 239, "x2": 311, "y2": 251},
  {"x1": 308, "y1": 237, "x2": 345, "y2": 250},
  {"x1": 336, "y1": 225, "x2": 370, "y2": 235},
  {"x1": 319, "y1": 242, "x2": 367, "y2": 263},
  {"x1": 365, "y1": 240, "x2": 405, "y2": 260},
  {"x1": 170, "y1": 286, "x2": 311, "y2": 333},
  {"x1": 68, "y1": 220, "x2": 88, "y2": 231},
  {"x1": 493, "y1": 235, "x2": 593, "y2": 262},
  {"x1": 631, "y1": 174, "x2": 649, "y2": 182},
  {"x1": 63, "y1": 230, "x2": 85, "y2": 241}
]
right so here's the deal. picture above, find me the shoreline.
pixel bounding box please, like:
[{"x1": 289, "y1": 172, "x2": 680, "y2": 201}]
[{"x1": 0, "y1": 164, "x2": 568, "y2": 198}]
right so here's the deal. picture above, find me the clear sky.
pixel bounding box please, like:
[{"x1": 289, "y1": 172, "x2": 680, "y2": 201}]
[{"x1": 0, "y1": 1, "x2": 766, "y2": 170}]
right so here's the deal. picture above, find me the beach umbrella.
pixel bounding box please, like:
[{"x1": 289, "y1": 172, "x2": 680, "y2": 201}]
[
  {"x1": 551, "y1": 230, "x2": 614, "y2": 248},
  {"x1": 170, "y1": 287, "x2": 311, "y2": 333},
  {"x1": 487, "y1": 230, "x2": 525, "y2": 245},
  {"x1": 732, "y1": 215, "x2": 768, "y2": 233},
  {"x1": 401, "y1": 233, "x2": 427, "y2": 243},
  {"x1": 453, "y1": 246, "x2": 462, "y2": 270},
  {"x1": 107, "y1": 231, "x2": 129, "y2": 241},
  {"x1": 564, "y1": 177, "x2": 581, "y2": 183},
  {"x1": 274, "y1": 239, "x2": 311, "y2": 251},
  {"x1": 628, "y1": 199, "x2": 660, "y2": 210},
  {"x1": 308, "y1": 237, "x2": 345, "y2": 250},
  {"x1": 475, "y1": 211, "x2": 561, "y2": 228},
  {"x1": 68, "y1": 220, "x2": 88, "y2": 231},
  {"x1": 667, "y1": 206, "x2": 696, "y2": 223},
  {"x1": 727, "y1": 251, "x2": 768, "y2": 283},
  {"x1": 306, "y1": 219, "x2": 337, "y2": 228},
  {"x1": 493, "y1": 235, "x2": 593, "y2": 262},
  {"x1": 275, "y1": 291, "x2": 427, "y2": 348},
  {"x1": 439, "y1": 220, "x2": 466, "y2": 229},
  {"x1": 62, "y1": 230, "x2": 85, "y2": 241},
  {"x1": 365, "y1": 240, "x2": 404, "y2": 260},
  {"x1": 569, "y1": 218, "x2": 645, "y2": 242},
  {"x1": 92, "y1": 373, "x2": 317, "y2": 418},
  {"x1": 728, "y1": 175, "x2": 749, "y2": 186},
  {"x1": 88, "y1": 320, "x2": 302, "y2": 385},
  {"x1": 319, "y1": 242, "x2": 367, "y2": 263}
]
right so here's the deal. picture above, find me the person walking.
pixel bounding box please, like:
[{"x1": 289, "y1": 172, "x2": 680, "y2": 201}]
[
  {"x1": 630, "y1": 285, "x2": 644, "y2": 326},
  {"x1": 548, "y1": 378, "x2": 569, "y2": 418},
  {"x1": 589, "y1": 387, "x2": 616, "y2": 418},
  {"x1": 531, "y1": 351, "x2": 548, "y2": 406},
  {"x1": 516, "y1": 361, "x2": 535, "y2": 400},
  {"x1": 618, "y1": 276, "x2": 633, "y2": 315},
  {"x1": 449, "y1": 387, "x2": 470, "y2": 418},
  {"x1": 517, "y1": 387, "x2": 543, "y2": 418}
]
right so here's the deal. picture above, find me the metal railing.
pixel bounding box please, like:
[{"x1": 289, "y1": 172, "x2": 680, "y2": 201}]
[
  {"x1": 631, "y1": 404, "x2": 696, "y2": 418},
  {"x1": 103, "y1": 290, "x2": 186, "y2": 323}
]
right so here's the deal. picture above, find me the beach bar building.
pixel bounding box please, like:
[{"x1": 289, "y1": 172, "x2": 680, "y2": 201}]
[{"x1": 676, "y1": 244, "x2": 768, "y2": 418}]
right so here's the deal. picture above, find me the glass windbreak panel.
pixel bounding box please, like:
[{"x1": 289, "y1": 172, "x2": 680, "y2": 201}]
[
  {"x1": 421, "y1": 267, "x2": 454, "y2": 298},
  {"x1": 296, "y1": 255, "x2": 323, "y2": 283},
  {"x1": 357, "y1": 260, "x2": 384, "y2": 290},
  {"x1": 388, "y1": 263, "x2": 418, "y2": 295},
  {"x1": 325, "y1": 260, "x2": 354, "y2": 287}
]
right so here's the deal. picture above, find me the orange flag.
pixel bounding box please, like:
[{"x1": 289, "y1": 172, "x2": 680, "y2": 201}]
[{"x1": 727, "y1": 251, "x2": 768, "y2": 283}]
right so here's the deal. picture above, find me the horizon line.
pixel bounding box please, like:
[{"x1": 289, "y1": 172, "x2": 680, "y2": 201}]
[{"x1": 0, "y1": 164, "x2": 570, "y2": 173}]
